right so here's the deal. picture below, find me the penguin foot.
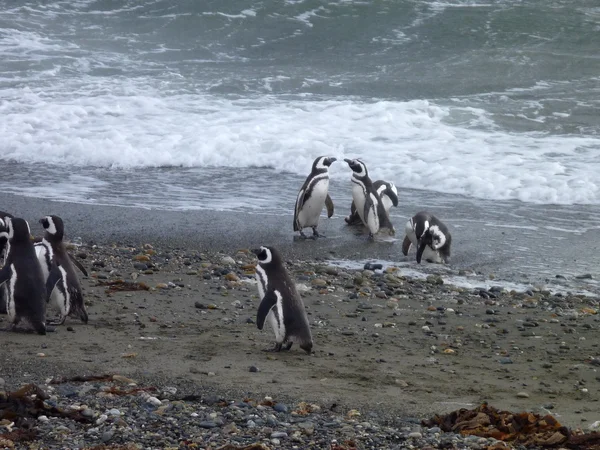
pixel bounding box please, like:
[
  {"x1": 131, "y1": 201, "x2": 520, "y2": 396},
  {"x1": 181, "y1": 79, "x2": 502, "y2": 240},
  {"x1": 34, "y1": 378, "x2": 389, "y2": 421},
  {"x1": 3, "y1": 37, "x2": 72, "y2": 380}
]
[
  {"x1": 298, "y1": 231, "x2": 308, "y2": 240},
  {"x1": 48, "y1": 316, "x2": 66, "y2": 326},
  {"x1": 311, "y1": 227, "x2": 321, "y2": 238},
  {"x1": 263, "y1": 343, "x2": 284, "y2": 352},
  {"x1": 367, "y1": 233, "x2": 375, "y2": 241}
]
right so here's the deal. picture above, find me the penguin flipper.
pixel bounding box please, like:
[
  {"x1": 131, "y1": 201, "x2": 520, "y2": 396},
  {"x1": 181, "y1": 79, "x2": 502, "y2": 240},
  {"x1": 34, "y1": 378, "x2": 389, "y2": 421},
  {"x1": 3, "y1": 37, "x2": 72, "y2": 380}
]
[
  {"x1": 46, "y1": 265, "x2": 63, "y2": 303},
  {"x1": 293, "y1": 189, "x2": 305, "y2": 232},
  {"x1": 402, "y1": 236, "x2": 412, "y2": 256},
  {"x1": 325, "y1": 194, "x2": 334, "y2": 218},
  {"x1": 256, "y1": 290, "x2": 278, "y2": 330},
  {"x1": 68, "y1": 253, "x2": 88, "y2": 277}
]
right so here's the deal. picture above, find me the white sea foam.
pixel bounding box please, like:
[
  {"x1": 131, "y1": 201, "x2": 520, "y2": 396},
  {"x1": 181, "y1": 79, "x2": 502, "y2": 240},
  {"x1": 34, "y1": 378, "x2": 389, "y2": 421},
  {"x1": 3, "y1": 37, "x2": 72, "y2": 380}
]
[{"x1": 0, "y1": 80, "x2": 598, "y2": 205}]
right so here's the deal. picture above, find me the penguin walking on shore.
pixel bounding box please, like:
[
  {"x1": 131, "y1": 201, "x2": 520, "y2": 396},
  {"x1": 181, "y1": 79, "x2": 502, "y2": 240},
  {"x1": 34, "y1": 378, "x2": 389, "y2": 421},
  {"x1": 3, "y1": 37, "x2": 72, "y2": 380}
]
[
  {"x1": 344, "y1": 159, "x2": 395, "y2": 238},
  {"x1": 252, "y1": 246, "x2": 313, "y2": 354},
  {"x1": 35, "y1": 215, "x2": 88, "y2": 325},
  {"x1": 293, "y1": 156, "x2": 336, "y2": 239},
  {"x1": 402, "y1": 212, "x2": 452, "y2": 264},
  {"x1": 345, "y1": 180, "x2": 398, "y2": 226},
  {"x1": 0, "y1": 217, "x2": 46, "y2": 334}
]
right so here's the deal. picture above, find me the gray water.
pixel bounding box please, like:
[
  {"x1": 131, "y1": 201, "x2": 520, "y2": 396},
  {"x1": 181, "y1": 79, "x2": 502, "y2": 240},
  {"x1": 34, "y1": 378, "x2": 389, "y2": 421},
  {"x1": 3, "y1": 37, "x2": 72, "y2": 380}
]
[{"x1": 0, "y1": 0, "x2": 599, "y2": 291}]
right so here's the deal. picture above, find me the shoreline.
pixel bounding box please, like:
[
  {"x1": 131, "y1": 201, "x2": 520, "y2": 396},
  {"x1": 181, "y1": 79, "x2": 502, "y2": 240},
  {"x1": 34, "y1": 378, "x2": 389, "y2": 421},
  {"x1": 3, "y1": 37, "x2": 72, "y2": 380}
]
[{"x1": 1, "y1": 191, "x2": 598, "y2": 297}]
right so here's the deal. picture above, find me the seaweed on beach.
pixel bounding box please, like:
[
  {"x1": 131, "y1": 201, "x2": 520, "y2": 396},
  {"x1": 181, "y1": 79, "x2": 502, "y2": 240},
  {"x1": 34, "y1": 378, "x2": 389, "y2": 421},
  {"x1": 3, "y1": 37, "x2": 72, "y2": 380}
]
[
  {"x1": 96, "y1": 279, "x2": 150, "y2": 294},
  {"x1": 82, "y1": 445, "x2": 141, "y2": 450},
  {"x1": 0, "y1": 384, "x2": 94, "y2": 426},
  {"x1": 50, "y1": 374, "x2": 137, "y2": 385},
  {"x1": 423, "y1": 402, "x2": 600, "y2": 448},
  {"x1": 216, "y1": 445, "x2": 272, "y2": 450}
]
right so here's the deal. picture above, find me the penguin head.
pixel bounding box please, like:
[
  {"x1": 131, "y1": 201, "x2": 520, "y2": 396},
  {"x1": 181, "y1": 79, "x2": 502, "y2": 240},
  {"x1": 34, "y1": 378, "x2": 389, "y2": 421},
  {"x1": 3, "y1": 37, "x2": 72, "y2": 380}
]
[
  {"x1": 251, "y1": 246, "x2": 282, "y2": 266},
  {"x1": 5, "y1": 217, "x2": 31, "y2": 243},
  {"x1": 314, "y1": 156, "x2": 337, "y2": 170},
  {"x1": 40, "y1": 215, "x2": 64, "y2": 240},
  {"x1": 344, "y1": 158, "x2": 368, "y2": 177},
  {"x1": 417, "y1": 224, "x2": 449, "y2": 264}
]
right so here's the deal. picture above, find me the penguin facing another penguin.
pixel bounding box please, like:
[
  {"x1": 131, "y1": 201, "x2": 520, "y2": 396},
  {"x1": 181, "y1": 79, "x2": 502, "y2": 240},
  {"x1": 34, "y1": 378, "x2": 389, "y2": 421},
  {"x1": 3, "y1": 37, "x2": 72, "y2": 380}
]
[
  {"x1": 344, "y1": 158, "x2": 395, "y2": 238},
  {"x1": 252, "y1": 246, "x2": 313, "y2": 354},
  {"x1": 402, "y1": 211, "x2": 451, "y2": 264},
  {"x1": 293, "y1": 156, "x2": 337, "y2": 239},
  {"x1": 0, "y1": 217, "x2": 47, "y2": 334},
  {"x1": 345, "y1": 180, "x2": 398, "y2": 226}
]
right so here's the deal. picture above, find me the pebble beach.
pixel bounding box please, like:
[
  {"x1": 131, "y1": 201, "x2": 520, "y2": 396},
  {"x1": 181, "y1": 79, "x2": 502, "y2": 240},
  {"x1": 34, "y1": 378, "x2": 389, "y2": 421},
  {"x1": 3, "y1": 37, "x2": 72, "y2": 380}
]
[{"x1": 1, "y1": 232, "x2": 600, "y2": 449}]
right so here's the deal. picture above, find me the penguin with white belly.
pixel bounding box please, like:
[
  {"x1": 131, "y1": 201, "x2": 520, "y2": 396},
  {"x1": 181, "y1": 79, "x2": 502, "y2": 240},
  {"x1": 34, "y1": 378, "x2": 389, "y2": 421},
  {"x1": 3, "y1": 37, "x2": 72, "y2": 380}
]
[
  {"x1": 344, "y1": 158, "x2": 395, "y2": 238},
  {"x1": 402, "y1": 211, "x2": 452, "y2": 264},
  {"x1": 0, "y1": 217, "x2": 47, "y2": 334},
  {"x1": 252, "y1": 246, "x2": 313, "y2": 354},
  {"x1": 345, "y1": 180, "x2": 399, "y2": 226},
  {"x1": 293, "y1": 156, "x2": 336, "y2": 239},
  {"x1": 35, "y1": 215, "x2": 88, "y2": 325}
]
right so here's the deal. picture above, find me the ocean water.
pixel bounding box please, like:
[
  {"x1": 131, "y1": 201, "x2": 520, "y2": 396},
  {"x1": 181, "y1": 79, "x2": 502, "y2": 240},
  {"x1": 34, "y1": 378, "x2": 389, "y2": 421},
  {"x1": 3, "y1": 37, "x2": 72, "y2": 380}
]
[{"x1": 1, "y1": 0, "x2": 599, "y2": 288}]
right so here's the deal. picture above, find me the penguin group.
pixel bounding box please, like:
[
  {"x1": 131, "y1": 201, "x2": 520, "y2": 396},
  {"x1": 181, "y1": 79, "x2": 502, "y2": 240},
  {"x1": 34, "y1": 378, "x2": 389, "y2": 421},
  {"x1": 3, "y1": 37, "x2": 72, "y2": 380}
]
[
  {"x1": 292, "y1": 156, "x2": 451, "y2": 263},
  {"x1": 0, "y1": 156, "x2": 450, "y2": 358},
  {"x1": 0, "y1": 212, "x2": 88, "y2": 334},
  {"x1": 253, "y1": 156, "x2": 453, "y2": 355}
]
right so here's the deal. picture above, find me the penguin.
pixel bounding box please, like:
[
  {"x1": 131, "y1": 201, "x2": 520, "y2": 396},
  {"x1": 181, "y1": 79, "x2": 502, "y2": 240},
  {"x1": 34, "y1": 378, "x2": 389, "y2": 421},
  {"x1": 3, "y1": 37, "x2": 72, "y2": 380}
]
[
  {"x1": 344, "y1": 158, "x2": 395, "y2": 238},
  {"x1": 402, "y1": 212, "x2": 451, "y2": 264},
  {"x1": 252, "y1": 246, "x2": 313, "y2": 354},
  {"x1": 0, "y1": 217, "x2": 46, "y2": 334},
  {"x1": 0, "y1": 211, "x2": 14, "y2": 259},
  {"x1": 345, "y1": 180, "x2": 399, "y2": 226},
  {"x1": 0, "y1": 211, "x2": 14, "y2": 315},
  {"x1": 35, "y1": 215, "x2": 88, "y2": 325},
  {"x1": 293, "y1": 156, "x2": 337, "y2": 239}
]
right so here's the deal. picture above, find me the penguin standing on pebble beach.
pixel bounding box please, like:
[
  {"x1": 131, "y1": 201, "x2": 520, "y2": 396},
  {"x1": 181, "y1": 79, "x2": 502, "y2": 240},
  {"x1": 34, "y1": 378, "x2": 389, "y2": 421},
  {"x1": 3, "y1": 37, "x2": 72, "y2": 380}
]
[
  {"x1": 252, "y1": 246, "x2": 313, "y2": 354},
  {"x1": 0, "y1": 217, "x2": 47, "y2": 334},
  {"x1": 35, "y1": 215, "x2": 88, "y2": 325}
]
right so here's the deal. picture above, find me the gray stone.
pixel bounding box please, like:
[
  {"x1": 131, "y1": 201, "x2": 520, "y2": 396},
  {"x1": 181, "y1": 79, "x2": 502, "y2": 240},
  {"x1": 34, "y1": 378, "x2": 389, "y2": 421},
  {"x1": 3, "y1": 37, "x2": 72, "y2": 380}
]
[
  {"x1": 271, "y1": 431, "x2": 288, "y2": 439},
  {"x1": 273, "y1": 403, "x2": 288, "y2": 413}
]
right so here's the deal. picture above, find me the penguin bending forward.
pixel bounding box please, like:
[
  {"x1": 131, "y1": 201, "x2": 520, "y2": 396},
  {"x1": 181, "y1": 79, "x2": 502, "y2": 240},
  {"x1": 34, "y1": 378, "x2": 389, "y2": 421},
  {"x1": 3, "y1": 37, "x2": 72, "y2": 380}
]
[
  {"x1": 0, "y1": 217, "x2": 46, "y2": 334},
  {"x1": 293, "y1": 156, "x2": 336, "y2": 239},
  {"x1": 345, "y1": 180, "x2": 398, "y2": 226},
  {"x1": 344, "y1": 159, "x2": 395, "y2": 238},
  {"x1": 252, "y1": 246, "x2": 313, "y2": 354},
  {"x1": 402, "y1": 212, "x2": 451, "y2": 264},
  {"x1": 35, "y1": 215, "x2": 88, "y2": 325}
]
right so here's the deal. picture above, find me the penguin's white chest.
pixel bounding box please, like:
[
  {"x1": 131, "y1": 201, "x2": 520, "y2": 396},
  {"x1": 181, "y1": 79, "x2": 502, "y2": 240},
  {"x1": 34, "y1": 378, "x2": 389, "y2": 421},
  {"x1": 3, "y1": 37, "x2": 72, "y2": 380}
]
[
  {"x1": 352, "y1": 183, "x2": 367, "y2": 222},
  {"x1": 298, "y1": 178, "x2": 329, "y2": 228},
  {"x1": 35, "y1": 242, "x2": 52, "y2": 282},
  {"x1": 266, "y1": 291, "x2": 286, "y2": 343},
  {"x1": 404, "y1": 221, "x2": 443, "y2": 263},
  {"x1": 381, "y1": 195, "x2": 393, "y2": 216},
  {"x1": 7, "y1": 265, "x2": 17, "y2": 321}
]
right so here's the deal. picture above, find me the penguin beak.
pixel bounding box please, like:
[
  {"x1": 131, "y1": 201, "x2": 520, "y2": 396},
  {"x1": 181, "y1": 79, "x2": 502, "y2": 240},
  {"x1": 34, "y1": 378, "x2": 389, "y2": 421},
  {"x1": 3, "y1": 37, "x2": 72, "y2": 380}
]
[
  {"x1": 327, "y1": 157, "x2": 337, "y2": 165},
  {"x1": 344, "y1": 158, "x2": 352, "y2": 165},
  {"x1": 416, "y1": 241, "x2": 427, "y2": 264},
  {"x1": 251, "y1": 248, "x2": 261, "y2": 257}
]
